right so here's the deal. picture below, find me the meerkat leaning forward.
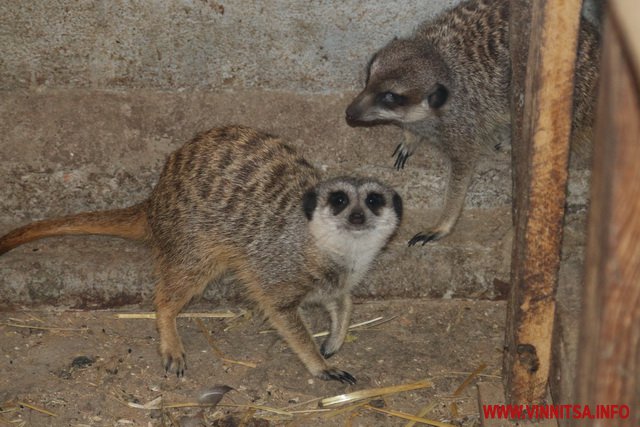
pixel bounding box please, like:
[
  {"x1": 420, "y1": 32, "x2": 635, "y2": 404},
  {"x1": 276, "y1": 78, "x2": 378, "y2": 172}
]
[
  {"x1": 346, "y1": 0, "x2": 599, "y2": 245},
  {"x1": 0, "y1": 125, "x2": 402, "y2": 384}
]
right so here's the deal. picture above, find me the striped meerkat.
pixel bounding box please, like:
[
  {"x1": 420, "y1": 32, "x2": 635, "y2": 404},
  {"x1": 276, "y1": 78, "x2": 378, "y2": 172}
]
[
  {"x1": 346, "y1": 0, "x2": 599, "y2": 244},
  {"x1": 0, "y1": 125, "x2": 402, "y2": 383}
]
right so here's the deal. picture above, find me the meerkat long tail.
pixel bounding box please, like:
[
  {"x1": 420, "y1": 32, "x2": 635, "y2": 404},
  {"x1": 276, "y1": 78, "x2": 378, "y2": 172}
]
[{"x1": 0, "y1": 202, "x2": 150, "y2": 255}]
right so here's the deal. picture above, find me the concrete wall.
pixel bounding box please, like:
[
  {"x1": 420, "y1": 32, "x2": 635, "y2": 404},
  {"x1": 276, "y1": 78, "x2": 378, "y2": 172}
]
[
  {"x1": 0, "y1": 0, "x2": 588, "y2": 309},
  {"x1": 1, "y1": 0, "x2": 461, "y2": 92}
]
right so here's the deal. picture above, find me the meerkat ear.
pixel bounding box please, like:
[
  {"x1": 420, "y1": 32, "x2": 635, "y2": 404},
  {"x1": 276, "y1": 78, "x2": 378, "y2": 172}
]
[
  {"x1": 366, "y1": 53, "x2": 378, "y2": 82},
  {"x1": 302, "y1": 190, "x2": 317, "y2": 220},
  {"x1": 426, "y1": 83, "x2": 448, "y2": 109},
  {"x1": 392, "y1": 193, "x2": 403, "y2": 221}
]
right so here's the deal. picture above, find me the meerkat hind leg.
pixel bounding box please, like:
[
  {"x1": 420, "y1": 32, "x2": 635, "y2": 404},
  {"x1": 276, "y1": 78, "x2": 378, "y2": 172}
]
[{"x1": 154, "y1": 267, "x2": 213, "y2": 377}]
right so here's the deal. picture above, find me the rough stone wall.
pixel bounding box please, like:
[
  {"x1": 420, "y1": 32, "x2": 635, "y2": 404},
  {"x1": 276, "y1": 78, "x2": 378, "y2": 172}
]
[{"x1": 1, "y1": 0, "x2": 461, "y2": 92}]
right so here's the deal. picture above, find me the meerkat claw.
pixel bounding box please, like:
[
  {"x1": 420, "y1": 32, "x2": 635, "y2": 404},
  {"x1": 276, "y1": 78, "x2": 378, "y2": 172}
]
[
  {"x1": 400, "y1": 152, "x2": 411, "y2": 169},
  {"x1": 393, "y1": 146, "x2": 412, "y2": 170},
  {"x1": 320, "y1": 368, "x2": 357, "y2": 385},
  {"x1": 163, "y1": 352, "x2": 187, "y2": 377},
  {"x1": 408, "y1": 231, "x2": 445, "y2": 246},
  {"x1": 392, "y1": 143, "x2": 402, "y2": 157}
]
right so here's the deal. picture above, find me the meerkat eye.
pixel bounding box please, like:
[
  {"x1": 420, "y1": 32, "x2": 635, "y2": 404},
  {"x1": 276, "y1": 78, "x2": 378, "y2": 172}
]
[
  {"x1": 365, "y1": 192, "x2": 385, "y2": 214},
  {"x1": 381, "y1": 92, "x2": 396, "y2": 104},
  {"x1": 328, "y1": 191, "x2": 349, "y2": 214},
  {"x1": 377, "y1": 92, "x2": 408, "y2": 108}
]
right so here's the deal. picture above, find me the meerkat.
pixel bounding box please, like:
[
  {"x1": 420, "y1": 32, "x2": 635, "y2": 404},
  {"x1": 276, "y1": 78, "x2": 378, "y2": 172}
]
[
  {"x1": 346, "y1": 0, "x2": 599, "y2": 245},
  {"x1": 0, "y1": 125, "x2": 402, "y2": 384}
]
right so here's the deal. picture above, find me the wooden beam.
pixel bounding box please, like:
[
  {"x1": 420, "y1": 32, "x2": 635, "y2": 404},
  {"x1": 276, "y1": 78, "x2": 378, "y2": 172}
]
[
  {"x1": 505, "y1": 0, "x2": 582, "y2": 404},
  {"x1": 574, "y1": 7, "x2": 640, "y2": 426}
]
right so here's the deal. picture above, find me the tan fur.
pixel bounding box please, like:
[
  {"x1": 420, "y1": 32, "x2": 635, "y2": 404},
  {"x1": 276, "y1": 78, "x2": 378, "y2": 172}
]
[
  {"x1": 0, "y1": 125, "x2": 402, "y2": 384},
  {"x1": 0, "y1": 203, "x2": 149, "y2": 255},
  {"x1": 346, "y1": 0, "x2": 599, "y2": 244}
]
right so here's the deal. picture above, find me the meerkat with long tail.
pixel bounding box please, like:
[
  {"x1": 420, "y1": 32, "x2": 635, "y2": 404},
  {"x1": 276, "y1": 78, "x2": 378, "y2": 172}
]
[{"x1": 0, "y1": 125, "x2": 402, "y2": 383}]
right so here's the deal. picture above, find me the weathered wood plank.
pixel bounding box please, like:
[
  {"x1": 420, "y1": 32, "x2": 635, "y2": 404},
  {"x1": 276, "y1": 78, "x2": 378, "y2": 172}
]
[
  {"x1": 574, "y1": 7, "x2": 640, "y2": 426},
  {"x1": 505, "y1": 0, "x2": 582, "y2": 404},
  {"x1": 609, "y1": 0, "x2": 640, "y2": 78}
]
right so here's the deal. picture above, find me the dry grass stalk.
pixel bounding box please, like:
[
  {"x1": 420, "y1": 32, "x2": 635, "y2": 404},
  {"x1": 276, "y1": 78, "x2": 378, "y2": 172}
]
[
  {"x1": 288, "y1": 409, "x2": 333, "y2": 415},
  {"x1": 436, "y1": 371, "x2": 500, "y2": 379},
  {"x1": 164, "y1": 410, "x2": 180, "y2": 426},
  {"x1": 193, "y1": 318, "x2": 258, "y2": 368},
  {"x1": 347, "y1": 315, "x2": 399, "y2": 330},
  {"x1": 1, "y1": 322, "x2": 87, "y2": 332},
  {"x1": 364, "y1": 405, "x2": 456, "y2": 427},
  {"x1": 126, "y1": 396, "x2": 163, "y2": 410},
  {"x1": 452, "y1": 363, "x2": 487, "y2": 397},
  {"x1": 284, "y1": 397, "x2": 322, "y2": 410},
  {"x1": 405, "y1": 401, "x2": 437, "y2": 427},
  {"x1": 223, "y1": 309, "x2": 251, "y2": 332},
  {"x1": 124, "y1": 398, "x2": 292, "y2": 418},
  {"x1": 311, "y1": 316, "x2": 385, "y2": 338},
  {"x1": 8, "y1": 314, "x2": 44, "y2": 324},
  {"x1": 260, "y1": 315, "x2": 394, "y2": 337},
  {"x1": 115, "y1": 311, "x2": 236, "y2": 319},
  {"x1": 445, "y1": 363, "x2": 487, "y2": 421},
  {"x1": 0, "y1": 415, "x2": 15, "y2": 426},
  {"x1": 16, "y1": 401, "x2": 58, "y2": 417},
  {"x1": 163, "y1": 402, "x2": 212, "y2": 409},
  {"x1": 322, "y1": 399, "x2": 373, "y2": 419},
  {"x1": 219, "y1": 403, "x2": 293, "y2": 417},
  {"x1": 319, "y1": 379, "x2": 432, "y2": 408},
  {"x1": 0, "y1": 406, "x2": 18, "y2": 414}
]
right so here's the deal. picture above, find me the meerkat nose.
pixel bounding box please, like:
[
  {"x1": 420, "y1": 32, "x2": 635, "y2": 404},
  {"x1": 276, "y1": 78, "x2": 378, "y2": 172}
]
[
  {"x1": 348, "y1": 209, "x2": 365, "y2": 225},
  {"x1": 345, "y1": 104, "x2": 361, "y2": 125},
  {"x1": 345, "y1": 111, "x2": 356, "y2": 124}
]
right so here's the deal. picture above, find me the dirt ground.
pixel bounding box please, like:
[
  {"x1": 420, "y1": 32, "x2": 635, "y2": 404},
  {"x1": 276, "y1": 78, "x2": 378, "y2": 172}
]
[{"x1": 0, "y1": 299, "x2": 505, "y2": 426}]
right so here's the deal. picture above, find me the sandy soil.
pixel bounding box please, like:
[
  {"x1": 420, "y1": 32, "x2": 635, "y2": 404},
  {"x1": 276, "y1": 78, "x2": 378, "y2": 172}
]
[{"x1": 0, "y1": 299, "x2": 505, "y2": 426}]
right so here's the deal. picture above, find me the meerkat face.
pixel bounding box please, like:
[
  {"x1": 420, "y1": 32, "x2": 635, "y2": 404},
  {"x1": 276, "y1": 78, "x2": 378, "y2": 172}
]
[
  {"x1": 346, "y1": 39, "x2": 450, "y2": 126},
  {"x1": 302, "y1": 177, "x2": 402, "y2": 262}
]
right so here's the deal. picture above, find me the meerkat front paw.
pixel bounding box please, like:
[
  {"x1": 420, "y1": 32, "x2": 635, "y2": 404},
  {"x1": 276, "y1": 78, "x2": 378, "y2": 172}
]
[
  {"x1": 319, "y1": 367, "x2": 357, "y2": 385},
  {"x1": 392, "y1": 130, "x2": 420, "y2": 170},
  {"x1": 161, "y1": 344, "x2": 187, "y2": 377},
  {"x1": 408, "y1": 229, "x2": 448, "y2": 246},
  {"x1": 392, "y1": 143, "x2": 413, "y2": 170}
]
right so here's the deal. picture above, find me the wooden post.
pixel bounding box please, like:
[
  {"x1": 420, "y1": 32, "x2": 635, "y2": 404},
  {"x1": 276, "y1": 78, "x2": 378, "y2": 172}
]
[
  {"x1": 505, "y1": 0, "x2": 582, "y2": 404},
  {"x1": 574, "y1": 2, "x2": 640, "y2": 425}
]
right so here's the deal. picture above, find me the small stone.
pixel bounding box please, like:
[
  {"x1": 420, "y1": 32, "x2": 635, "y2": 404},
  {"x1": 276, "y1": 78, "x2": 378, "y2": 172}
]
[{"x1": 71, "y1": 355, "x2": 95, "y2": 368}]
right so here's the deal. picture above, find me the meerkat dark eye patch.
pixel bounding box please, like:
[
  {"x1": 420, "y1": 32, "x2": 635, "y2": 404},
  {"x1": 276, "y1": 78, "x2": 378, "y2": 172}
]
[
  {"x1": 377, "y1": 91, "x2": 409, "y2": 108},
  {"x1": 328, "y1": 191, "x2": 349, "y2": 215},
  {"x1": 426, "y1": 83, "x2": 448, "y2": 109},
  {"x1": 365, "y1": 192, "x2": 385, "y2": 215},
  {"x1": 302, "y1": 190, "x2": 317, "y2": 220}
]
